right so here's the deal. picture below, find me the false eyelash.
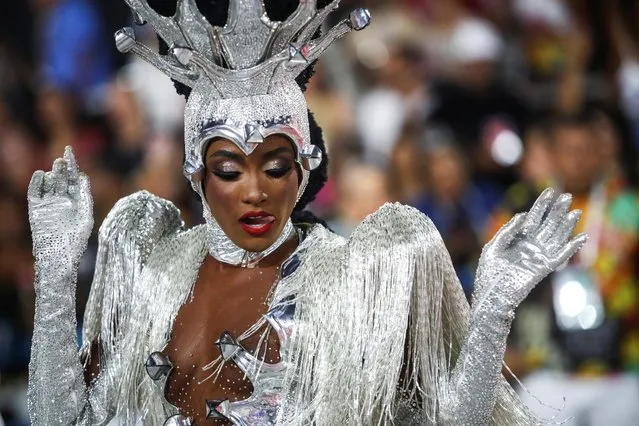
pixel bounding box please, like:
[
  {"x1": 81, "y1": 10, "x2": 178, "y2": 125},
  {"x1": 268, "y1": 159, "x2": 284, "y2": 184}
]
[
  {"x1": 212, "y1": 170, "x2": 241, "y2": 181},
  {"x1": 266, "y1": 166, "x2": 293, "y2": 178}
]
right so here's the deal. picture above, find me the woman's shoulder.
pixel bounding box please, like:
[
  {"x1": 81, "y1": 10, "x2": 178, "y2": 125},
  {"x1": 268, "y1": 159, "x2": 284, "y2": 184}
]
[
  {"x1": 349, "y1": 202, "x2": 441, "y2": 245},
  {"x1": 305, "y1": 203, "x2": 442, "y2": 257},
  {"x1": 82, "y1": 191, "x2": 204, "y2": 353},
  {"x1": 99, "y1": 190, "x2": 185, "y2": 253}
]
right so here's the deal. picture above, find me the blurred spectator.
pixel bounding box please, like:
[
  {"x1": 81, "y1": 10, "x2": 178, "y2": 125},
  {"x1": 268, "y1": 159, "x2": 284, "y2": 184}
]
[
  {"x1": 486, "y1": 117, "x2": 556, "y2": 238},
  {"x1": 413, "y1": 126, "x2": 493, "y2": 296},
  {"x1": 328, "y1": 159, "x2": 392, "y2": 236},
  {"x1": 355, "y1": 40, "x2": 429, "y2": 161},
  {"x1": 426, "y1": 13, "x2": 529, "y2": 191},
  {"x1": 102, "y1": 82, "x2": 147, "y2": 176},
  {"x1": 305, "y1": 63, "x2": 355, "y2": 151},
  {"x1": 117, "y1": 26, "x2": 186, "y2": 137},
  {"x1": 610, "y1": 0, "x2": 639, "y2": 161},
  {"x1": 388, "y1": 125, "x2": 428, "y2": 204},
  {"x1": 37, "y1": 0, "x2": 112, "y2": 112},
  {"x1": 349, "y1": 3, "x2": 430, "y2": 163},
  {"x1": 419, "y1": 0, "x2": 483, "y2": 80},
  {"x1": 590, "y1": 106, "x2": 639, "y2": 188},
  {"x1": 36, "y1": 87, "x2": 105, "y2": 165}
]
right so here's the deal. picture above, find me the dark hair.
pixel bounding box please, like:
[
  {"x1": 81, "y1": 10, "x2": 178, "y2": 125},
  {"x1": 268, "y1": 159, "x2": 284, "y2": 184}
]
[{"x1": 149, "y1": 0, "x2": 330, "y2": 223}]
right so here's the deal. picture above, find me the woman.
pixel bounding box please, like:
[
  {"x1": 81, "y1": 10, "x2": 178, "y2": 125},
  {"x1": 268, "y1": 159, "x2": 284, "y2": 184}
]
[{"x1": 26, "y1": 0, "x2": 586, "y2": 425}]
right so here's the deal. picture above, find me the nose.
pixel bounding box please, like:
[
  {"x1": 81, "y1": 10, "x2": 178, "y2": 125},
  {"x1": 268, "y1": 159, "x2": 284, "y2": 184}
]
[{"x1": 241, "y1": 175, "x2": 268, "y2": 206}]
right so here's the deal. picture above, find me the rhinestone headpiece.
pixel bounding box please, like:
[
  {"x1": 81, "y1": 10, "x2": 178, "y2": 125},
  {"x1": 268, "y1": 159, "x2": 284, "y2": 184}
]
[
  {"x1": 115, "y1": 0, "x2": 370, "y2": 267},
  {"x1": 115, "y1": 0, "x2": 371, "y2": 197}
]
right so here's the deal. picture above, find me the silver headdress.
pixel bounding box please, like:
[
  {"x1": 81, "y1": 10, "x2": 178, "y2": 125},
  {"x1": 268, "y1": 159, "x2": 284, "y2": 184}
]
[{"x1": 115, "y1": 0, "x2": 370, "y2": 265}]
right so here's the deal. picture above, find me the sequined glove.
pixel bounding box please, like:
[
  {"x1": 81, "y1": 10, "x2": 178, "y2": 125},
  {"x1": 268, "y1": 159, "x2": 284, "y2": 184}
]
[
  {"x1": 443, "y1": 188, "x2": 587, "y2": 424},
  {"x1": 473, "y1": 188, "x2": 586, "y2": 313},
  {"x1": 27, "y1": 146, "x2": 94, "y2": 425},
  {"x1": 28, "y1": 146, "x2": 93, "y2": 269}
]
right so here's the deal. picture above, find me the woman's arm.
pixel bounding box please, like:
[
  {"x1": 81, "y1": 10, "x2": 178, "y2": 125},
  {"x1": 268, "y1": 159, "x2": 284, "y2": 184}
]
[
  {"x1": 28, "y1": 147, "x2": 186, "y2": 425},
  {"x1": 27, "y1": 147, "x2": 96, "y2": 425},
  {"x1": 440, "y1": 189, "x2": 586, "y2": 423}
]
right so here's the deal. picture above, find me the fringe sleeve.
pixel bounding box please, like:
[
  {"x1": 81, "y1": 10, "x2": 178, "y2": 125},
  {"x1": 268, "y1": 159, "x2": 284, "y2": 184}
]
[
  {"x1": 78, "y1": 191, "x2": 183, "y2": 424},
  {"x1": 277, "y1": 203, "x2": 537, "y2": 425}
]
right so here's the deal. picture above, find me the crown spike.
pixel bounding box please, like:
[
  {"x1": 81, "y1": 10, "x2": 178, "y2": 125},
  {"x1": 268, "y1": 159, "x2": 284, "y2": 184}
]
[
  {"x1": 304, "y1": 8, "x2": 371, "y2": 62},
  {"x1": 174, "y1": 0, "x2": 220, "y2": 61},
  {"x1": 217, "y1": 0, "x2": 278, "y2": 69},
  {"x1": 123, "y1": 0, "x2": 219, "y2": 66},
  {"x1": 115, "y1": 27, "x2": 199, "y2": 88},
  {"x1": 172, "y1": 45, "x2": 289, "y2": 97},
  {"x1": 295, "y1": 0, "x2": 341, "y2": 44},
  {"x1": 269, "y1": 0, "x2": 318, "y2": 55},
  {"x1": 277, "y1": 8, "x2": 370, "y2": 81},
  {"x1": 304, "y1": 22, "x2": 350, "y2": 62},
  {"x1": 132, "y1": 10, "x2": 146, "y2": 25},
  {"x1": 123, "y1": 0, "x2": 184, "y2": 47}
]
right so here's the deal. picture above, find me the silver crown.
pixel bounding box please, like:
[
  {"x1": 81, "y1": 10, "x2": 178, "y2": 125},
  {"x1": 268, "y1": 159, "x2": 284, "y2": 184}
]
[{"x1": 115, "y1": 0, "x2": 371, "y2": 98}]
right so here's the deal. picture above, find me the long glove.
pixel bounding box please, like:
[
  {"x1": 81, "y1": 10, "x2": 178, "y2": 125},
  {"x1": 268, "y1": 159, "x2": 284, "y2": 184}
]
[
  {"x1": 442, "y1": 189, "x2": 587, "y2": 424},
  {"x1": 27, "y1": 146, "x2": 94, "y2": 425}
]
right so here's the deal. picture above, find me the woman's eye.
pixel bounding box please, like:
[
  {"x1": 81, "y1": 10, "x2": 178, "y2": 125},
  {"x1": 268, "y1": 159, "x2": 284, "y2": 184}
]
[
  {"x1": 265, "y1": 166, "x2": 293, "y2": 178},
  {"x1": 212, "y1": 170, "x2": 241, "y2": 181}
]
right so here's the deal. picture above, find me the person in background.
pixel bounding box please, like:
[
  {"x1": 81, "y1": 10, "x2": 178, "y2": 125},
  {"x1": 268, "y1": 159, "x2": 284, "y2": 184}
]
[
  {"x1": 116, "y1": 25, "x2": 186, "y2": 137},
  {"x1": 387, "y1": 124, "x2": 428, "y2": 204},
  {"x1": 355, "y1": 40, "x2": 429, "y2": 161},
  {"x1": 0, "y1": 91, "x2": 40, "y2": 426},
  {"x1": 327, "y1": 159, "x2": 392, "y2": 237},
  {"x1": 590, "y1": 106, "x2": 638, "y2": 189},
  {"x1": 305, "y1": 62, "x2": 355, "y2": 152},
  {"x1": 413, "y1": 126, "x2": 493, "y2": 297},
  {"x1": 426, "y1": 13, "x2": 529, "y2": 191},
  {"x1": 486, "y1": 116, "x2": 555, "y2": 238},
  {"x1": 36, "y1": 0, "x2": 111, "y2": 112}
]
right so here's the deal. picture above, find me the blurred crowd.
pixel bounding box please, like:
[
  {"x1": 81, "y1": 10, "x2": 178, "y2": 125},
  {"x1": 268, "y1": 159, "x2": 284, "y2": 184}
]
[{"x1": 2, "y1": 0, "x2": 639, "y2": 425}]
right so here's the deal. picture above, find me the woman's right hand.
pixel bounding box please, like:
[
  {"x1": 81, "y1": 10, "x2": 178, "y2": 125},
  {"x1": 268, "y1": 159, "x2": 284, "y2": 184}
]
[{"x1": 28, "y1": 146, "x2": 94, "y2": 268}]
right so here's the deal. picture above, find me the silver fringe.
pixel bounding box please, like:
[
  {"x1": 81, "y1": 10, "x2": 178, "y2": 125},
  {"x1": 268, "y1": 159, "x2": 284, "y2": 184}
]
[{"x1": 272, "y1": 203, "x2": 540, "y2": 425}]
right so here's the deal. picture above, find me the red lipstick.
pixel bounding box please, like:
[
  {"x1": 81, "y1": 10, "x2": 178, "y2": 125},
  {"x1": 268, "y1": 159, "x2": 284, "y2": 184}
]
[{"x1": 239, "y1": 211, "x2": 276, "y2": 237}]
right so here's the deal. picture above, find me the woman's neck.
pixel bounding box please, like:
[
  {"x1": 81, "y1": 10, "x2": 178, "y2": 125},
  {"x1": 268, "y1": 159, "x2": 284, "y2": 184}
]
[{"x1": 249, "y1": 231, "x2": 299, "y2": 268}]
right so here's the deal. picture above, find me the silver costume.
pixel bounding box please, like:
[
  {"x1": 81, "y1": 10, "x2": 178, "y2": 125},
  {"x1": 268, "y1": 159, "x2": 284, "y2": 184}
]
[{"x1": 27, "y1": 0, "x2": 587, "y2": 425}]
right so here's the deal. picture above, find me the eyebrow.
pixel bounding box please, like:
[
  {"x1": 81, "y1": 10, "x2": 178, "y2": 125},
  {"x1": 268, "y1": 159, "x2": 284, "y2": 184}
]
[
  {"x1": 262, "y1": 146, "x2": 295, "y2": 160},
  {"x1": 207, "y1": 146, "x2": 295, "y2": 163},
  {"x1": 208, "y1": 149, "x2": 245, "y2": 163}
]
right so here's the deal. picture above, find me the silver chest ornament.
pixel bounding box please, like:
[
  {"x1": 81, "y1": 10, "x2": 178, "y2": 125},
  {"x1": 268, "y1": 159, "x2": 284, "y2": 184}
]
[{"x1": 145, "y1": 257, "x2": 300, "y2": 425}]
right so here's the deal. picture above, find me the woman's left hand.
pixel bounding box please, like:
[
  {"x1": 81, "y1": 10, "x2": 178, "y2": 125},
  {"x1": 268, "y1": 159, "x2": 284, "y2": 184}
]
[{"x1": 472, "y1": 188, "x2": 587, "y2": 312}]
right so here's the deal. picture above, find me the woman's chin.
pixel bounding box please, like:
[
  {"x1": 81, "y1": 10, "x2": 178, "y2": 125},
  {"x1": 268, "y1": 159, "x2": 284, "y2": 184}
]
[{"x1": 227, "y1": 231, "x2": 280, "y2": 253}]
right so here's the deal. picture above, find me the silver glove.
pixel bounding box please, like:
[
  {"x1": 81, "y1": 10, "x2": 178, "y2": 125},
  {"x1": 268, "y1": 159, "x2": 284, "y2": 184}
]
[
  {"x1": 443, "y1": 188, "x2": 587, "y2": 424},
  {"x1": 28, "y1": 146, "x2": 93, "y2": 268},
  {"x1": 27, "y1": 146, "x2": 94, "y2": 425}
]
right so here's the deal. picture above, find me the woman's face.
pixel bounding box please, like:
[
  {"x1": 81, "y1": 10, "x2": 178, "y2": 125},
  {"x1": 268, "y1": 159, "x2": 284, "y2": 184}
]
[{"x1": 203, "y1": 135, "x2": 300, "y2": 253}]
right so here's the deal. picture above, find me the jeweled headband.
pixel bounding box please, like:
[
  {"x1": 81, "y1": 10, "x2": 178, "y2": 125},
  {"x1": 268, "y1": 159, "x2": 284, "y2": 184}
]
[{"x1": 115, "y1": 0, "x2": 371, "y2": 201}]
